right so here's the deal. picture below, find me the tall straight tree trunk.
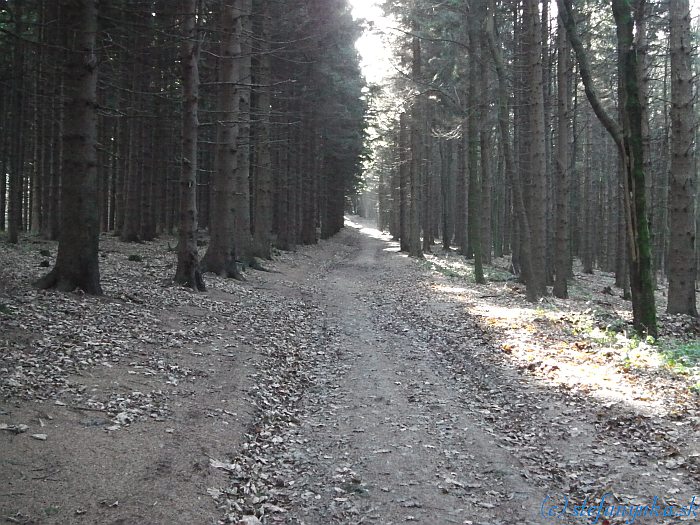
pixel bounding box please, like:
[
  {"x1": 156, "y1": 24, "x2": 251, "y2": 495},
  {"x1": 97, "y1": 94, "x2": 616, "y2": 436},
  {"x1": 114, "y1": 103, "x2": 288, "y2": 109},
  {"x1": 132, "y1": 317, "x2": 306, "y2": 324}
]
[
  {"x1": 233, "y1": 0, "x2": 253, "y2": 263},
  {"x1": 582, "y1": 116, "x2": 594, "y2": 273},
  {"x1": 7, "y1": 1, "x2": 25, "y2": 244},
  {"x1": 139, "y1": 13, "x2": 155, "y2": 242},
  {"x1": 252, "y1": 0, "x2": 273, "y2": 259},
  {"x1": 667, "y1": 0, "x2": 697, "y2": 316},
  {"x1": 399, "y1": 112, "x2": 410, "y2": 252},
  {"x1": 612, "y1": 0, "x2": 657, "y2": 335},
  {"x1": 479, "y1": 24, "x2": 492, "y2": 266},
  {"x1": 174, "y1": 0, "x2": 205, "y2": 291},
  {"x1": 421, "y1": 103, "x2": 433, "y2": 253},
  {"x1": 408, "y1": 31, "x2": 423, "y2": 259},
  {"x1": 553, "y1": 19, "x2": 571, "y2": 298},
  {"x1": 523, "y1": 0, "x2": 547, "y2": 299},
  {"x1": 201, "y1": 0, "x2": 241, "y2": 278},
  {"x1": 36, "y1": 0, "x2": 101, "y2": 294},
  {"x1": 467, "y1": 2, "x2": 484, "y2": 282}
]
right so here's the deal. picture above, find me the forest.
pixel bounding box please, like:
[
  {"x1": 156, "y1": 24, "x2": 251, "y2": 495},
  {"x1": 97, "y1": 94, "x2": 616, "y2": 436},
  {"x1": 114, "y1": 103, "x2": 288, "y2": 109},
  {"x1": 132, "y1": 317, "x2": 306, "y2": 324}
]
[
  {"x1": 0, "y1": 0, "x2": 366, "y2": 290},
  {"x1": 360, "y1": 0, "x2": 700, "y2": 338},
  {"x1": 1, "y1": 0, "x2": 699, "y2": 524}
]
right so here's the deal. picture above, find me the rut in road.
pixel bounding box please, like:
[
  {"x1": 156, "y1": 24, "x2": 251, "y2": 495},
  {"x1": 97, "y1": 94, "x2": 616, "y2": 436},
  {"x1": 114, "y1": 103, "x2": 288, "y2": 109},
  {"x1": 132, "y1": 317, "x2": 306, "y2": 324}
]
[{"x1": 222, "y1": 219, "x2": 692, "y2": 525}]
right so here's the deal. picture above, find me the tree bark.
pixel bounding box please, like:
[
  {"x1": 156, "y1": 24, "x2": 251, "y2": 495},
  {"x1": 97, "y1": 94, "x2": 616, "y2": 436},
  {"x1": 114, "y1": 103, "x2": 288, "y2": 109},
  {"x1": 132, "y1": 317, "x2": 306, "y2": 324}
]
[
  {"x1": 233, "y1": 0, "x2": 254, "y2": 263},
  {"x1": 553, "y1": 18, "x2": 571, "y2": 298},
  {"x1": 174, "y1": 0, "x2": 205, "y2": 291},
  {"x1": 667, "y1": 0, "x2": 697, "y2": 316},
  {"x1": 36, "y1": 0, "x2": 102, "y2": 294},
  {"x1": 479, "y1": 21, "x2": 492, "y2": 266},
  {"x1": 467, "y1": 1, "x2": 484, "y2": 283},
  {"x1": 523, "y1": 0, "x2": 547, "y2": 299},
  {"x1": 399, "y1": 112, "x2": 410, "y2": 252},
  {"x1": 7, "y1": 1, "x2": 25, "y2": 244},
  {"x1": 252, "y1": 0, "x2": 273, "y2": 259},
  {"x1": 201, "y1": 0, "x2": 241, "y2": 278},
  {"x1": 408, "y1": 32, "x2": 423, "y2": 259}
]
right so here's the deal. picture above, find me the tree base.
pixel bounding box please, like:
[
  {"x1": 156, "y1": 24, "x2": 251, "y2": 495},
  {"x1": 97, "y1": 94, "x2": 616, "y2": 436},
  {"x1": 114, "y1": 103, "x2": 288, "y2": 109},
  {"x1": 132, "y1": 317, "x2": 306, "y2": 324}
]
[{"x1": 35, "y1": 265, "x2": 103, "y2": 295}]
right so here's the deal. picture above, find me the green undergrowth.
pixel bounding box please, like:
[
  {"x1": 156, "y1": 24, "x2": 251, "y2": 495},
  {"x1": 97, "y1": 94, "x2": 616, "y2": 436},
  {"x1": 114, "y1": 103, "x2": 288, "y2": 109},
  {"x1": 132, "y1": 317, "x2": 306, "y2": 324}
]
[
  {"x1": 569, "y1": 311, "x2": 700, "y2": 390},
  {"x1": 422, "y1": 254, "x2": 514, "y2": 283},
  {"x1": 659, "y1": 340, "x2": 700, "y2": 375}
]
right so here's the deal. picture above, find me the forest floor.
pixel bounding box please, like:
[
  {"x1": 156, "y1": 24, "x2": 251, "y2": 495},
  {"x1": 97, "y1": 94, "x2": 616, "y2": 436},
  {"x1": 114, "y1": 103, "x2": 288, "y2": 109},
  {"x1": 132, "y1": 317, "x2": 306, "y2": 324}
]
[{"x1": 1, "y1": 216, "x2": 699, "y2": 525}]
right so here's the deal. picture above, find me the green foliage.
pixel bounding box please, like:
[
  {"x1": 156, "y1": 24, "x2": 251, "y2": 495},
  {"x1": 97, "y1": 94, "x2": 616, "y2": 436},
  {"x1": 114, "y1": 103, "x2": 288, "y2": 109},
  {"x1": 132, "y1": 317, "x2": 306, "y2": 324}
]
[
  {"x1": 420, "y1": 256, "x2": 514, "y2": 285},
  {"x1": 43, "y1": 505, "x2": 60, "y2": 516},
  {"x1": 128, "y1": 254, "x2": 143, "y2": 262},
  {"x1": 659, "y1": 340, "x2": 700, "y2": 375}
]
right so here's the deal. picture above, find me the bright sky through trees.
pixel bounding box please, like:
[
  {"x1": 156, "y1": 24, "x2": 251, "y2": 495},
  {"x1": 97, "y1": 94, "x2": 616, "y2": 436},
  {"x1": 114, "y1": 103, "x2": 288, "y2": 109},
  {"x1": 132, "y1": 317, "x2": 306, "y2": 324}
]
[{"x1": 348, "y1": 0, "x2": 393, "y2": 84}]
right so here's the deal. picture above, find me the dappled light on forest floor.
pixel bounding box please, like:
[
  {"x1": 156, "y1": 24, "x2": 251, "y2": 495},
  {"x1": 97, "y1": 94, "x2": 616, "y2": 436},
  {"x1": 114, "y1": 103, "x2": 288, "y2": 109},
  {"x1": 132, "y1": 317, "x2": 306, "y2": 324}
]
[
  {"x1": 346, "y1": 216, "x2": 699, "y2": 420},
  {"x1": 422, "y1": 244, "x2": 699, "y2": 419}
]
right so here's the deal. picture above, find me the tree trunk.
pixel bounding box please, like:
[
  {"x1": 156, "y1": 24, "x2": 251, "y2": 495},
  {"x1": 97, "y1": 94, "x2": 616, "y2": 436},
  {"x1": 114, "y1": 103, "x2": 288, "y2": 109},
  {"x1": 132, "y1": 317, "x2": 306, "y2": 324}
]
[
  {"x1": 233, "y1": 0, "x2": 254, "y2": 263},
  {"x1": 467, "y1": 2, "x2": 484, "y2": 283},
  {"x1": 36, "y1": 0, "x2": 101, "y2": 294},
  {"x1": 479, "y1": 23, "x2": 492, "y2": 266},
  {"x1": 408, "y1": 32, "x2": 423, "y2": 259},
  {"x1": 201, "y1": 0, "x2": 241, "y2": 278},
  {"x1": 399, "y1": 112, "x2": 410, "y2": 252},
  {"x1": 523, "y1": 0, "x2": 547, "y2": 299},
  {"x1": 612, "y1": 0, "x2": 657, "y2": 335},
  {"x1": 553, "y1": 19, "x2": 571, "y2": 298},
  {"x1": 667, "y1": 0, "x2": 697, "y2": 316},
  {"x1": 7, "y1": 1, "x2": 25, "y2": 244},
  {"x1": 421, "y1": 103, "x2": 433, "y2": 253},
  {"x1": 174, "y1": 0, "x2": 205, "y2": 291},
  {"x1": 252, "y1": 0, "x2": 273, "y2": 259}
]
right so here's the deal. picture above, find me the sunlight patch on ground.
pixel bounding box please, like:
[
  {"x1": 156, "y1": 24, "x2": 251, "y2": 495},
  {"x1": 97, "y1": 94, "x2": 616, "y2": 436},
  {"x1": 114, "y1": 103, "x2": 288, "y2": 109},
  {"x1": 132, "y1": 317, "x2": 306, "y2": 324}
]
[
  {"x1": 344, "y1": 217, "x2": 391, "y2": 241},
  {"x1": 344, "y1": 216, "x2": 402, "y2": 252},
  {"x1": 434, "y1": 284, "x2": 469, "y2": 295}
]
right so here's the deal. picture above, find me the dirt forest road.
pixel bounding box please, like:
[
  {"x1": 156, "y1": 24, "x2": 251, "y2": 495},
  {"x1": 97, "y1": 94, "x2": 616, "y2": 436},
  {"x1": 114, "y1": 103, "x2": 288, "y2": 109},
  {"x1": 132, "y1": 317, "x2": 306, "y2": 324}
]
[
  {"x1": 234, "y1": 217, "x2": 697, "y2": 525},
  {"x1": 3, "y1": 217, "x2": 698, "y2": 525},
  {"x1": 266, "y1": 221, "x2": 543, "y2": 525}
]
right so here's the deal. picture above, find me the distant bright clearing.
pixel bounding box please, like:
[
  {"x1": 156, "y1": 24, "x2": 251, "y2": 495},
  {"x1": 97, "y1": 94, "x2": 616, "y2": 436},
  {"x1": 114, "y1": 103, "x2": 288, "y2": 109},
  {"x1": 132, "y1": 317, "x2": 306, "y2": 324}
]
[
  {"x1": 348, "y1": 0, "x2": 393, "y2": 84},
  {"x1": 344, "y1": 217, "x2": 391, "y2": 241}
]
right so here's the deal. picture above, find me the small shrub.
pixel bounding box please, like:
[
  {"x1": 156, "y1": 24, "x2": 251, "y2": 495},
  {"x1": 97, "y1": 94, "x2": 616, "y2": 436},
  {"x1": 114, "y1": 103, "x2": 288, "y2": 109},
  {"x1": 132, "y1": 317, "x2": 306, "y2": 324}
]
[
  {"x1": 39, "y1": 260, "x2": 50, "y2": 267},
  {"x1": 128, "y1": 254, "x2": 143, "y2": 262},
  {"x1": 39, "y1": 249, "x2": 51, "y2": 257}
]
